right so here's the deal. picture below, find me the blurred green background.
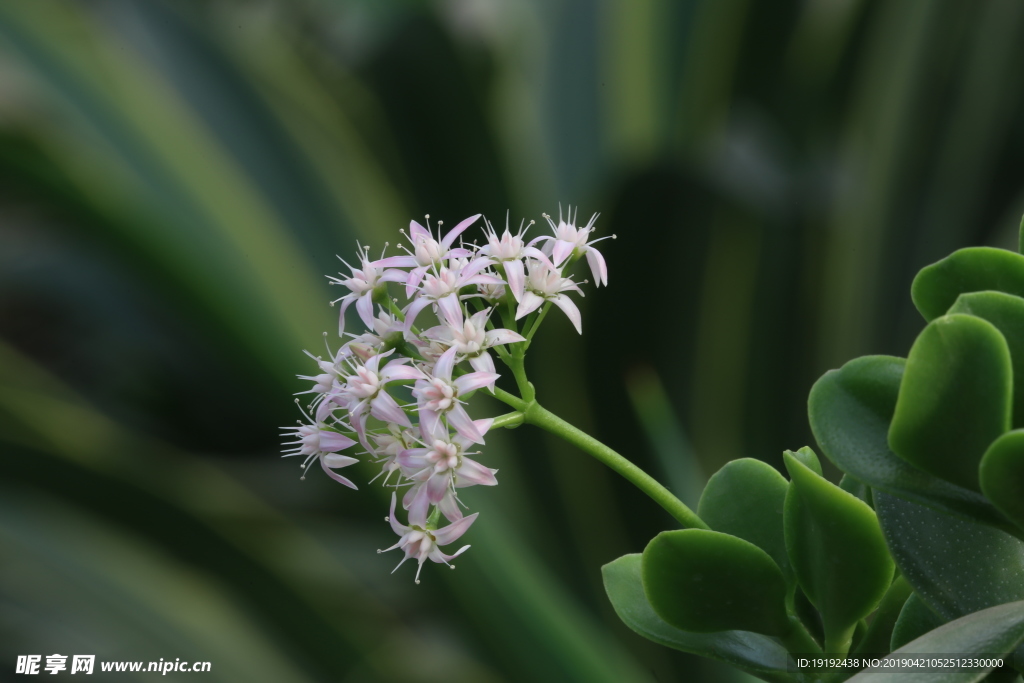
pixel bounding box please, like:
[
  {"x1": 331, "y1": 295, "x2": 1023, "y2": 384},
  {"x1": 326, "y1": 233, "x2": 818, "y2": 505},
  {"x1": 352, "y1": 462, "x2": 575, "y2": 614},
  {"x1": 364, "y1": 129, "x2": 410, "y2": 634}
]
[{"x1": 1, "y1": 1, "x2": 1023, "y2": 681}]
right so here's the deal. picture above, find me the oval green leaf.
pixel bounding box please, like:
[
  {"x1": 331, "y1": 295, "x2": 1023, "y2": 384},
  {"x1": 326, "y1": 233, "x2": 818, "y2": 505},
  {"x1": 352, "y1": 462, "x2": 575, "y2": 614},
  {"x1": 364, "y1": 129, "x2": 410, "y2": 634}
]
[
  {"x1": 888, "y1": 314, "x2": 1012, "y2": 492},
  {"x1": 642, "y1": 529, "x2": 790, "y2": 636},
  {"x1": 874, "y1": 492, "x2": 1024, "y2": 621},
  {"x1": 808, "y1": 355, "x2": 1005, "y2": 529},
  {"x1": 697, "y1": 458, "x2": 792, "y2": 582},
  {"x1": 981, "y1": 430, "x2": 1024, "y2": 534},
  {"x1": 785, "y1": 446, "x2": 822, "y2": 477},
  {"x1": 784, "y1": 453, "x2": 894, "y2": 652},
  {"x1": 912, "y1": 246, "x2": 1024, "y2": 321},
  {"x1": 847, "y1": 600, "x2": 1024, "y2": 683},
  {"x1": 602, "y1": 554, "x2": 792, "y2": 681},
  {"x1": 948, "y1": 291, "x2": 1024, "y2": 429}
]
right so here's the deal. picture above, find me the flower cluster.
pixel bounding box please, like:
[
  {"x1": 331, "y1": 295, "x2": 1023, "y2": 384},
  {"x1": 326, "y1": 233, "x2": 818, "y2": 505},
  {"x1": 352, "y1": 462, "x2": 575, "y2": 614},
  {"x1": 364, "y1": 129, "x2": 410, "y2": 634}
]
[{"x1": 282, "y1": 208, "x2": 612, "y2": 582}]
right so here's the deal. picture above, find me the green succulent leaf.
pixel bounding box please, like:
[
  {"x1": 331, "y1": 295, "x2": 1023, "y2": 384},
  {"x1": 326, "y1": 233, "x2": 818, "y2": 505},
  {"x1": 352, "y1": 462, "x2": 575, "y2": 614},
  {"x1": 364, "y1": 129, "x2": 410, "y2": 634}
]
[
  {"x1": 785, "y1": 446, "x2": 823, "y2": 477},
  {"x1": 891, "y1": 592, "x2": 946, "y2": 652},
  {"x1": 784, "y1": 453, "x2": 895, "y2": 653},
  {"x1": 839, "y1": 474, "x2": 873, "y2": 507},
  {"x1": 808, "y1": 355, "x2": 1005, "y2": 529},
  {"x1": 697, "y1": 458, "x2": 792, "y2": 582},
  {"x1": 846, "y1": 600, "x2": 1024, "y2": 683},
  {"x1": 874, "y1": 492, "x2": 1024, "y2": 621},
  {"x1": 602, "y1": 554, "x2": 793, "y2": 682},
  {"x1": 980, "y1": 430, "x2": 1024, "y2": 535},
  {"x1": 948, "y1": 291, "x2": 1024, "y2": 429},
  {"x1": 888, "y1": 314, "x2": 1012, "y2": 492},
  {"x1": 912, "y1": 247, "x2": 1024, "y2": 322},
  {"x1": 641, "y1": 529, "x2": 790, "y2": 636}
]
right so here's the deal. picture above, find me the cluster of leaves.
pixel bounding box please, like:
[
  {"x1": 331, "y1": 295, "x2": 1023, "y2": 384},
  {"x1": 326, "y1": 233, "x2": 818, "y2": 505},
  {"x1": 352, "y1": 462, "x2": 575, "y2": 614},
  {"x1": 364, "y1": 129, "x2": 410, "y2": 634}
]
[{"x1": 604, "y1": 227, "x2": 1024, "y2": 682}]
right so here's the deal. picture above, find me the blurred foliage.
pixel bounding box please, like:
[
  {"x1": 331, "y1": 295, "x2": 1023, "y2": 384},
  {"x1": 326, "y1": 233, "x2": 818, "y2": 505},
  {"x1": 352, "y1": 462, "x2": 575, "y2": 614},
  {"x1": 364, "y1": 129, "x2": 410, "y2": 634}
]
[{"x1": 0, "y1": 0, "x2": 1023, "y2": 681}]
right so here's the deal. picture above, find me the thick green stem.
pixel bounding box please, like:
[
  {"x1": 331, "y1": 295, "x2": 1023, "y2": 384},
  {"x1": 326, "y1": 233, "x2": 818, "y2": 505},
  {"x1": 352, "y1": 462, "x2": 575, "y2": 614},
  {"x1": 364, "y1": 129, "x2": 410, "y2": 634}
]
[
  {"x1": 522, "y1": 402, "x2": 706, "y2": 530},
  {"x1": 490, "y1": 410, "x2": 524, "y2": 430}
]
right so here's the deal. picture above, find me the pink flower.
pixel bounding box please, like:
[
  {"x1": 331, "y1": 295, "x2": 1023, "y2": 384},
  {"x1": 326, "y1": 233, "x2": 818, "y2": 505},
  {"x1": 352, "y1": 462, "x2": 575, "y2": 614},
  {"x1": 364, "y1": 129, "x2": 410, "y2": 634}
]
[
  {"x1": 374, "y1": 214, "x2": 481, "y2": 297},
  {"x1": 399, "y1": 415, "x2": 498, "y2": 521},
  {"x1": 478, "y1": 216, "x2": 546, "y2": 302},
  {"x1": 333, "y1": 351, "x2": 424, "y2": 431},
  {"x1": 281, "y1": 417, "x2": 359, "y2": 489},
  {"x1": 380, "y1": 493, "x2": 478, "y2": 583},
  {"x1": 411, "y1": 347, "x2": 499, "y2": 444},
  {"x1": 328, "y1": 249, "x2": 407, "y2": 335},
  {"x1": 402, "y1": 257, "x2": 502, "y2": 331},
  {"x1": 532, "y1": 207, "x2": 613, "y2": 287},
  {"x1": 426, "y1": 309, "x2": 524, "y2": 387},
  {"x1": 514, "y1": 257, "x2": 585, "y2": 334},
  {"x1": 368, "y1": 423, "x2": 417, "y2": 485}
]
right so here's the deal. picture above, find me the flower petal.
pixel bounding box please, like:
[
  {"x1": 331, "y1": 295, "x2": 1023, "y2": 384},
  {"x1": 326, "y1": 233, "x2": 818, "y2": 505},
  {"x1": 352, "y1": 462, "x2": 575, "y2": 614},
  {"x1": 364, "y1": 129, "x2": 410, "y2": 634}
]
[
  {"x1": 551, "y1": 293, "x2": 582, "y2": 334},
  {"x1": 551, "y1": 239, "x2": 574, "y2": 266},
  {"x1": 409, "y1": 219, "x2": 430, "y2": 240},
  {"x1": 503, "y1": 259, "x2": 525, "y2": 302},
  {"x1": 454, "y1": 371, "x2": 501, "y2": 395},
  {"x1": 355, "y1": 292, "x2": 376, "y2": 329},
  {"x1": 431, "y1": 512, "x2": 479, "y2": 546},
  {"x1": 433, "y1": 346, "x2": 458, "y2": 382},
  {"x1": 515, "y1": 292, "x2": 545, "y2": 320},
  {"x1": 437, "y1": 492, "x2": 463, "y2": 522},
  {"x1": 426, "y1": 471, "x2": 451, "y2": 503},
  {"x1": 585, "y1": 247, "x2": 608, "y2": 287},
  {"x1": 319, "y1": 431, "x2": 356, "y2": 452},
  {"x1": 319, "y1": 457, "x2": 358, "y2": 489},
  {"x1": 441, "y1": 213, "x2": 481, "y2": 250},
  {"x1": 448, "y1": 404, "x2": 485, "y2": 444},
  {"x1": 322, "y1": 453, "x2": 359, "y2": 469},
  {"x1": 436, "y1": 294, "x2": 465, "y2": 329},
  {"x1": 402, "y1": 296, "x2": 431, "y2": 332},
  {"x1": 370, "y1": 390, "x2": 412, "y2": 427},
  {"x1": 455, "y1": 455, "x2": 498, "y2": 487},
  {"x1": 484, "y1": 328, "x2": 526, "y2": 346},
  {"x1": 388, "y1": 493, "x2": 409, "y2": 535}
]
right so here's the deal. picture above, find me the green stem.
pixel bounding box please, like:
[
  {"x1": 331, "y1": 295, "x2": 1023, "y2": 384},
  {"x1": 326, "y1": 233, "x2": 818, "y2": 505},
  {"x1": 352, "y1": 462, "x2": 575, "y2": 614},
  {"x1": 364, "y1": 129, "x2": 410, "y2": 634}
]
[
  {"x1": 853, "y1": 575, "x2": 910, "y2": 656},
  {"x1": 524, "y1": 302, "x2": 552, "y2": 344},
  {"x1": 490, "y1": 411, "x2": 524, "y2": 430},
  {"x1": 522, "y1": 401, "x2": 706, "y2": 530}
]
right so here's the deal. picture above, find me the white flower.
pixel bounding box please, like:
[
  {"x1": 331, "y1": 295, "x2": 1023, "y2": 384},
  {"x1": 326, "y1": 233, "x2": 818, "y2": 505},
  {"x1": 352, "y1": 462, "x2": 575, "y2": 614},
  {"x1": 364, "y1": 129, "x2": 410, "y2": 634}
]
[
  {"x1": 373, "y1": 214, "x2": 481, "y2": 296},
  {"x1": 328, "y1": 248, "x2": 407, "y2": 335},
  {"x1": 281, "y1": 414, "x2": 359, "y2": 488},
  {"x1": 411, "y1": 347, "x2": 498, "y2": 444},
  {"x1": 380, "y1": 493, "x2": 478, "y2": 583},
  {"x1": 399, "y1": 415, "x2": 498, "y2": 521},
  {"x1": 427, "y1": 309, "x2": 524, "y2": 387},
  {"x1": 479, "y1": 216, "x2": 545, "y2": 301},
  {"x1": 532, "y1": 207, "x2": 613, "y2": 287},
  {"x1": 403, "y1": 258, "x2": 502, "y2": 330},
  {"x1": 514, "y1": 256, "x2": 585, "y2": 334},
  {"x1": 334, "y1": 351, "x2": 424, "y2": 433}
]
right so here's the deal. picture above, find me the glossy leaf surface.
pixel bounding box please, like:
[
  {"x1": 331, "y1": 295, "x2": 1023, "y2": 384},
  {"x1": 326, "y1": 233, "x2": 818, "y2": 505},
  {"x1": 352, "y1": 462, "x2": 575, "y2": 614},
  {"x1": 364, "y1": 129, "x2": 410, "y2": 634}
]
[
  {"x1": 808, "y1": 355, "x2": 1004, "y2": 528},
  {"x1": 875, "y1": 492, "x2": 1024, "y2": 621},
  {"x1": 891, "y1": 592, "x2": 946, "y2": 652},
  {"x1": 948, "y1": 292, "x2": 1024, "y2": 428},
  {"x1": 980, "y1": 430, "x2": 1024, "y2": 535},
  {"x1": 697, "y1": 458, "x2": 792, "y2": 582},
  {"x1": 602, "y1": 554, "x2": 792, "y2": 682},
  {"x1": 888, "y1": 314, "x2": 1011, "y2": 492},
  {"x1": 642, "y1": 530, "x2": 790, "y2": 636},
  {"x1": 785, "y1": 446, "x2": 823, "y2": 477},
  {"x1": 847, "y1": 600, "x2": 1024, "y2": 683},
  {"x1": 912, "y1": 247, "x2": 1024, "y2": 321},
  {"x1": 784, "y1": 453, "x2": 894, "y2": 651}
]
